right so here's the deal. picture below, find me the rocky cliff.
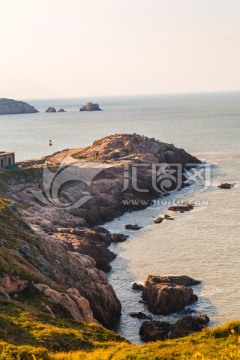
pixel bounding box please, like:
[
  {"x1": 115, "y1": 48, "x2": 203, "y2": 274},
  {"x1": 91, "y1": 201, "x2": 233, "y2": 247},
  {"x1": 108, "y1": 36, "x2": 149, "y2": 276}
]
[
  {"x1": 0, "y1": 134, "x2": 200, "y2": 332},
  {"x1": 0, "y1": 98, "x2": 38, "y2": 114}
]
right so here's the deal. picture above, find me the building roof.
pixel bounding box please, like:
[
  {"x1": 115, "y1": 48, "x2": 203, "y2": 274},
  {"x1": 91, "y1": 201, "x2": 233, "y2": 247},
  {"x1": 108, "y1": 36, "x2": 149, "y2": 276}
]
[{"x1": 0, "y1": 152, "x2": 15, "y2": 156}]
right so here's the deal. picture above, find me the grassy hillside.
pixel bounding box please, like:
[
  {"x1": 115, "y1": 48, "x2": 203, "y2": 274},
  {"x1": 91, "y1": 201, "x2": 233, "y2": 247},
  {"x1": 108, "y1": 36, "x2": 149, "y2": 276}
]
[
  {"x1": 0, "y1": 302, "x2": 239, "y2": 360},
  {"x1": 0, "y1": 178, "x2": 239, "y2": 359}
]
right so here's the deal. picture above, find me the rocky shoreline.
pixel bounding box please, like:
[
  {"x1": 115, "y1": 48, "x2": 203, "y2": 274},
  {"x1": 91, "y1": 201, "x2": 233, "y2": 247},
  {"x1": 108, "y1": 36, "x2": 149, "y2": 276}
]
[{"x1": 0, "y1": 134, "x2": 203, "y2": 337}]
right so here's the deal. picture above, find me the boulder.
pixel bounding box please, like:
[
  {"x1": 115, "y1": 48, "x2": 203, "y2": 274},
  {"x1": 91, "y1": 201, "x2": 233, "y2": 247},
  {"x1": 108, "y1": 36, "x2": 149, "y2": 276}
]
[
  {"x1": 169, "y1": 314, "x2": 210, "y2": 339},
  {"x1": 139, "y1": 320, "x2": 171, "y2": 342},
  {"x1": 111, "y1": 233, "x2": 128, "y2": 243},
  {"x1": 125, "y1": 224, "x2": 142, "y2": 230},
  {"x1": 0, "y1": 98, "x2": 38, "y2": 115},
  {"x1": 168, "y1": 204, "x2": 194, "y2": 212},
  {"x1": 154, "y1": 216, "x2": 164, "y2": 224},
  {"x1": 139, "y1": 315, "x2": 210, "y2": 342},
  {"x1": 218, "y1": 183, "x2": 234, "y2": 189},
  {"x1": 142, "y1": 275, "x2": 200, "y2": 315},
  {"x1": 58, "y1": 109, "x2": 65, "y2": 112},
  {"x1": 132, "y1": 282, "x2": 144, "y2": 291},
  {"x1": 144, "y1": 275, "x2": 201, "y2": 287},
  {"x1": 45, "y1": 107, "x2": 56, "y2": 113},
  {"x1": 130, "y1": 312, "x2": 152, "y2": 320}
]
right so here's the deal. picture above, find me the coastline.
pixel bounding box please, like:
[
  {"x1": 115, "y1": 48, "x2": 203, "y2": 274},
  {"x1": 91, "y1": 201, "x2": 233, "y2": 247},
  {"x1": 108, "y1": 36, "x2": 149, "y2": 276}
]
[
  {"x1": 0, "y1": 134, "x2": 200, "y2": 329},
  {"x1": 0, "y1": 133, "x2": 239, "y2": 358}
]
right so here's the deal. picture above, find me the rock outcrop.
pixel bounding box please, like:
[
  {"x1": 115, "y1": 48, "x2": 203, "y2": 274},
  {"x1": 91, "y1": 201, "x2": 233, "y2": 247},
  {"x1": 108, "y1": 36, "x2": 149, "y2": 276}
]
[
  {"x1": 130, "y1": 312, "x2": 152, "y2": 320},
  {"x1": 218, "y1": 183, "x2": 235, "y2": 189},
  {"x1": 33, "y1": 283, "x2": 97, "y2": 324},
  {"x1": 0, "y1": 275, "x2": 28, "y2": 295},
  {"x1": 140, "y1": 314, "x2": 209, "y2": 342},
  {"x1": 142, "y1": 275, "x2": 200, "y2": 315},
  {"x1": 132, "y1": 282, "x2": 144, "y2": 291},
  {"x1": 45, "y1": 107, "x2": 56, "y2": 113},
  {"x1": 169, "y1": 314, "x2": 210, "y2": 339},
  {"x1": 75, "y1": 134, "x2": 200, "y2": 165},
  {"x1": 140, "y1": 320, "x2": 171, "y2": 342},
  {"x1": 80, "y1": 102, "x2": 102, "y2": 111},
  {"x1": 0, "y1": 98, "x2": 38, "y2": 115}
]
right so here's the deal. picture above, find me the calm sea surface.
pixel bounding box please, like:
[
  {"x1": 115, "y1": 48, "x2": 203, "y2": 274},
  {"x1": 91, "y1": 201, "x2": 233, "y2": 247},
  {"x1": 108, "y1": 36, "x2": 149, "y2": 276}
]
[{"x1": 1, "y1": 93, "x2": 240, "y2": 342}]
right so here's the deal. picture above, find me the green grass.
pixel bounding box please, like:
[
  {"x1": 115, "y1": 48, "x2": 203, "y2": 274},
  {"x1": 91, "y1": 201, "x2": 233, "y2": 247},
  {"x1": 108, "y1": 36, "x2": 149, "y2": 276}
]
[{"x1": 0, "y1": 308, "x2": 239, "y2": 360}]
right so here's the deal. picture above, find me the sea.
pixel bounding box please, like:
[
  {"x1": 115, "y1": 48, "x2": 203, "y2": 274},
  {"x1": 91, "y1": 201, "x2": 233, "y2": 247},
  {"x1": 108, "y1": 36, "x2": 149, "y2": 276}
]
[{"x1": 1, "y1": 92, "x2": 240, "y2": 343}]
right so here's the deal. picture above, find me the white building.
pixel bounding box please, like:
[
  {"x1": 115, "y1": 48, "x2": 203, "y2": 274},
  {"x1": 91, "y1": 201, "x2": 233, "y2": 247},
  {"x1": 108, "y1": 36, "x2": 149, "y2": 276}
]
[{"x1": 0, "y1": 152, "x2": 15, "y2": 169}]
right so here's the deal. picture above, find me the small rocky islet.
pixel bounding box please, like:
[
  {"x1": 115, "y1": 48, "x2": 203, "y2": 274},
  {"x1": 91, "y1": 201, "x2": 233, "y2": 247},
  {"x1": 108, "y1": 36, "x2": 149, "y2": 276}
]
[{"x1": 0, "y1": 98, "x2": 102, "y2": 114}]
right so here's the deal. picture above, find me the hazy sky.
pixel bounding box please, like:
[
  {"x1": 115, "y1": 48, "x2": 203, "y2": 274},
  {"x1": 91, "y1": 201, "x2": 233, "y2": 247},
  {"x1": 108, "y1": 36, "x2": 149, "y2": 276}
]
[{"x1": 1, "y1": 0, "x2": 240, "y2": 99}]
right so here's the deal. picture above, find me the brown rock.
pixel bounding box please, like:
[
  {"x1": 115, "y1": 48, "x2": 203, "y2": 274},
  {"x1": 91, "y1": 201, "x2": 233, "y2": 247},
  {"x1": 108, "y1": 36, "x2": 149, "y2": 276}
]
[
  {"x1": 169, "y1": 314, "x2": 210, "y2": 339},
  {"x1": 130, "y1": 312, "x2": 152, "y2": 320},
  {"x1": 34, "y1": 283, "x2": 98, "y2": 324},
  {"x1": 139, "y1": 320, "x2": 171, "y2": 342},
  {"x1": 142, "y1": 275, "x2": 199, "y2": 315},
  {"x1": 125, "y1": 224, "x2": 142, "y2": 230},
  {"x1": 0, "y1": 276, "x2": 28, "y2": 294},
  {"x1": 168, "y1": 204, "x2": 194, "y2": 212},
  {"x1": 218, "y1": 183, "x2": 234, "y2": 189},
  {"x1": 132, "y1": 282, "x2": 144, "y2": 291}
]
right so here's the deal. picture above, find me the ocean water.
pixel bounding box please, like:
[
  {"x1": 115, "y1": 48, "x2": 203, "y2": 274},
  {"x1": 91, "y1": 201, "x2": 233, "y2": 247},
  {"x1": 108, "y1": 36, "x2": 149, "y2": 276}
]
[{"x1": 1, "y1": 93, "x2": 240, "y2": 342}]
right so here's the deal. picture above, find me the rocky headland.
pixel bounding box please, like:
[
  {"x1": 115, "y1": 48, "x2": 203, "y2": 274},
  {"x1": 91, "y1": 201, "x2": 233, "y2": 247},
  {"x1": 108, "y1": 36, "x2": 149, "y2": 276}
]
[
  {"x1": 0, "y1": 98, "x2": 38, "y2": 115},
  {"x1": 0, "y1": 133, "x2": 238, "y2": 359},
  {"x1": 0, "y1": 134, "x2": 201, "y2": 339}
]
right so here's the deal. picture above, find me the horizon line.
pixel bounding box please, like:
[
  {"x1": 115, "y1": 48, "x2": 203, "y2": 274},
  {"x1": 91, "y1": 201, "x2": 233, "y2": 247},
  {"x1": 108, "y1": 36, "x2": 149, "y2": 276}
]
[{"x1": 21, "y1": 89, "x2": 240, "y2": 102}]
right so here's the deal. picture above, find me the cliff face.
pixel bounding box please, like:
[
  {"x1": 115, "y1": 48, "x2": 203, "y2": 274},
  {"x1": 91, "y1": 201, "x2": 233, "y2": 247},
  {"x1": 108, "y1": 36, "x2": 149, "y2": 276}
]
[{"x1": 0, "y1": 98, "x2": 38, "y2": 114}]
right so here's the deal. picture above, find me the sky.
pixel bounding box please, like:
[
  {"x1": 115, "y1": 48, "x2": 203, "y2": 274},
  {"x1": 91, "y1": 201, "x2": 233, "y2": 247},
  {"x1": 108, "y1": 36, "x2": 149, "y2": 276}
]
[{"x1": 0, "y1": 0, "x2": 240, "y2": 99}]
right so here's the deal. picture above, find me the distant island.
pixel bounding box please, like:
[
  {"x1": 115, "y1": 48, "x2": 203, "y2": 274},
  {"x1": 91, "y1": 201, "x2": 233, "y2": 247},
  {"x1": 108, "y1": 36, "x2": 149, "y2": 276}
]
[
  {"x1": 0, "y1": 98, "x2": 38, "y2": 115},
  {"x1": 80, "y1": 102, "x2": 102, "y2": 111}
]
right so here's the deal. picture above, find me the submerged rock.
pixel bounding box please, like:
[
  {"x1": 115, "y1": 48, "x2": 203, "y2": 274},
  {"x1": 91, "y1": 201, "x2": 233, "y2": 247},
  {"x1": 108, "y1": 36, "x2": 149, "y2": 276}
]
[
  {"x1": 142, "y1": 275, "x2": 200, "y2": 315},
  {"x1": 0, "y1": 98, "x2": 38, "y2": 115}
]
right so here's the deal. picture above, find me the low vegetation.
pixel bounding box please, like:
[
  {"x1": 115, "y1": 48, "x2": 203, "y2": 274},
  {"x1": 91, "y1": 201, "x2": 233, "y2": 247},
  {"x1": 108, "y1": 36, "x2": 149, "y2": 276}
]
[{"x1": 0, "y1": 303, "x2": 239, "y2": 360}]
